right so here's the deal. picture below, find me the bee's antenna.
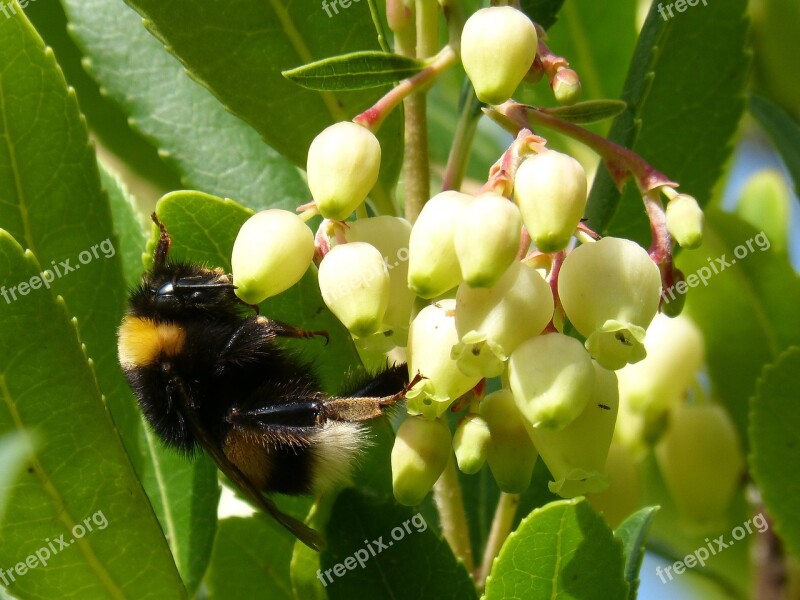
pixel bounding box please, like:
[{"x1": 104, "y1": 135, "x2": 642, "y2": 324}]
[{"x1": 151, "y1": 213, "x2": 172, "y2": 272}]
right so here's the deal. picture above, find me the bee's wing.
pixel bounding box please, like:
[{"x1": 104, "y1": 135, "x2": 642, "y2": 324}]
[{"x1": 173, "y1": 380, "x2": 325, "y2": 551}]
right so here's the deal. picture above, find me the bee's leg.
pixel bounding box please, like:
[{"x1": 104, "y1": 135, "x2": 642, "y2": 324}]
[
  {"x1": 321, "y1": 372, "x2": 423, "y2": 423},
  {"x1": 262, "y1": 317, "x2": 329, "y2": 344},
  {"x1": 216, "y1": 316, "x2": 327, "y2": 374},
  {"x1": 150, "y1": 213, "x2": 172, "y2": 271}
]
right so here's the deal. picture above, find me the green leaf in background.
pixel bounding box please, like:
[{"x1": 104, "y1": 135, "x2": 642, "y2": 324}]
[
  {"x1": 0, "y1": 232, "x2": 184, "y2": 599},
  {"x1": 138, "y1": 426, "x2": 219, "y2": 597},
  {"x1": 205, "y1": 515, "x2": 296, "y2": 600},
  {"x1": 483, "y1": 498, "x2": 629, "y2": 600},
  {"x1": 540, "y1": 0, "x2": 638, "y2": 104},
  {"x1": 0, "y1": 1, "x2": 141, "y2": 468},
  {"x1": 749, "y1": 0, "x2": 800, "y2": 121},
  {"x1": 99, "y1": 162, "x2": 147, "y2": 287},
  {"x1": 586, "y1": 0, "x2": 750, "y2": 243},
  {"x1": 153, "y1": 191, "x2": 361, "y2": 393},
  {"x1": 321, "y1": 489, "x2": 477, "y2": 599},
  {"x1": 61, "y1": 0, "x2": 309, "y2": 212},
  {"x1": 538, "y1": 100, "x2": 628, "y2": 124},
  {"x1": 123, "y1": 0, "x2": 403, "y2": 204},
  {"x1": 23, "y1": 0, "x2": 181, "y2": 195},
  {"x1": 0, "y1": 433, "x2": 28, "y2": 520},
  {"x1": 290, "y1": 493, "x2": 338, "y2": 600},
  {"x1": 735, "y1": 169, "x2": 792, "y2": 254},
  {"x1": 283, "y1": 51, "x2": 426, "y2": 91},
  {"x1": 748, "y1": 93, "x2": 800, "y2": 196},
  {"x1": 749, "y1": 347, "x2": 800, "y2": 558},
  {"x1": 519, "y1": 0, "x2": 567, "y2": 29},
  {"x1": 679, "y1": 211, "x2": 800, "y2": 448},
  {"x1": 615, "y1": 506, "x2": 659, "y2": 600}
]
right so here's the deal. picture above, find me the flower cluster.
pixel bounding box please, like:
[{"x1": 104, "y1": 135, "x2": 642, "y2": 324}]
[{"x1": 225, "y1": 3, "x2": 722, "y2": 514}]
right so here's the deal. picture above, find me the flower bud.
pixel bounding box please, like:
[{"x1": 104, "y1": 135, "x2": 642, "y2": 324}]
[
  {"x1": 558, "y1": 237, "x2": 662, "y2": 370},
  {"x1": 525, "y1": 362, "x2": 618, "y2": 498},
  {"x1": 480, "y1": 390, "x2": 538, "y2": 493},
  {"x1": 406, "y1": 299, "x2": 482, "y2": 417},
  {"x1": 318, "y1": 242, "x2": 390, "y2": 337},
  {"x1": 656, "y1": 404, "x2": 743, "y2": 529},
  {"x1": 617, "y1": 313, "x2": 704, "y2": 417},
  {"x1": 408, "y1": 191, "x2": 472, "y2": 298},
  {"x1": 232, "y1": 209, "x2": 314, "y2": 304},
  {"x1": 513, "y1": 151, "x2": 588, "y2": 253},
  {"x1": 454, "y1": 194, "x2": 522, "y2": 288},
  {"x1": 391, "y1": 416, "x2": 452, "y2": 506},
  {"x1": 551, "y1": 68, "x2": 581, "y2": 105},
  {"x1": 307, "y1": 121, "x2": 381, "y2": 220},
  {"x1": 461, "y1": 6, "x2": 538, "y2": 105},
  {"x1": 587, "y1": 442, "x2": 641, "y2": 528},
  {"x1": 453, "y1": 414, "x2": 491, "y2": 474},
  {"x1": 509, "y1": 333, "x2": 595, "y2": 431},
  {"x1": 666, "y1": 194, "x2": 704, "y2": 249},
  {"x1": 453, "y1": 261, "x2": 553, "y2": 378},
  {"x1": 345, "y1": 216, "x2": 415, "y2": 342}
]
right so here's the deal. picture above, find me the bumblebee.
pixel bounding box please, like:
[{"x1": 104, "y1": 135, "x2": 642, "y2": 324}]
[{"x1": 117, "y1": 215, "x2": 411, "y2": 549}]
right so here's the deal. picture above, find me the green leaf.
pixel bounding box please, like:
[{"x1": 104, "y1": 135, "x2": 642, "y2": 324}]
[
  {"x1": 484, "y1": 498, "x2": 628, "y2": 600},
  {"x1": 138, "y1": 426, "x2": 220, "y2": 597},
  {"x1": 519, "y1": 0, "x2": 567, "y2": 29},
  {"x1": 539, "y1": 0, "x2": 638, "y2": 106},
  {"x1": 123, "y1": 0, "x2": 403, "y2": 199},
  {"x1": 205, "y1": 515, "x2": 296, "y2": 599},
  {"x1": 614, "y1": 506, "x2": 659, "y2": 600},
  {"x1": 290, "y1": 494, "x2": 337, "y2": 600},
  {"x1": 585, "y1": 0, "x2": 750, "y2": 242},
  {"x1": 284, "y1": 51, "x2": 426, "y2": 91},
  {"x1": 321, "y1": 489, "x2": 477, "y2": 599},
  {"x1": 24, "y1": 0, "x2": 181, "y2": 193},
  {"x1": 61, "y1": 0, "x2": 308, "y2": 212},
  {"x1": 0, "y1": 231, "x2": 184, "y2": 599},
  {"x1": 748, "y1": 93, "x2": 800, "y2": 196},
  {"x1": 0, "y1": 433, "x2": 28, "y2": 520},
  {"x1": 0, "y1": 1, "x2": 142, "y2": 471},
  {"x1": 749, "y1": 347, "x2": 800, "y2": 558},
  {"x1": 749, "y1": 0, "x2": 800, "y2": 122},
  {"x1": 153, "y1": 191, "x2": 361, "y2": 393},
  {"x1": 538, "y1": 100, "x2": 628, "y2": 124},
  {"x1": 678, "y1": 211, "x2": 800, "y2": 447},
  {"x1": 98, "y1": 162, "x2": 148, "y2": 287}
]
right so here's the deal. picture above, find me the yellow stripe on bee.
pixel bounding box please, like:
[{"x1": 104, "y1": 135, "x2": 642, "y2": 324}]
[{"x1": 117, "y1": 316, "x2": 186, "y2": 369}]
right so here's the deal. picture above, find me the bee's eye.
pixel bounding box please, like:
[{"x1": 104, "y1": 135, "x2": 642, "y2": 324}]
[{"x1": 156, "y1": 281, "x2": 176, "y2": 299}]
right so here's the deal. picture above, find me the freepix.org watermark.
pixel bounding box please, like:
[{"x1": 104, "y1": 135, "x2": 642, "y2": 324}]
[
  {"x1": 0, "y1": 0, "x2": 37, "y2": 20},
  {"x1": 656, "y1": 512, "x2": 769, "y2": 584},
  {"x1": 657, "y1": 0, "x2": 708, "y2": 21},
  {"x1": 316, "y1": 512, "x2": 428, "y2": 587},
  {"x1": 1, "y1": 239, "x2": 116, "y2": 305},
  {"x1": 0, "y1": 510, "x2": 109, "y2": 587},
  {"x1": 321, "y1": 0, "x2": 361, "y2": 18},
  {"x1": 661, "y1": 231, "x2": 770, "y2": 306}
]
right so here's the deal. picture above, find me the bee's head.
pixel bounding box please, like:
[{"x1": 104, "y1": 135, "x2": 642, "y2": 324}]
[
  {"x1": 129, "y1": 214, "x2": 250, "y2": 321},
  {"x1": 131, "y1": 263, "x2": 244, "y2": 321}
]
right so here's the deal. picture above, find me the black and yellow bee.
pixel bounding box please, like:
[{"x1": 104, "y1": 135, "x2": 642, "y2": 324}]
[{"x1": 117, "y1": 215, "x2": 411, "y2": 549}]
